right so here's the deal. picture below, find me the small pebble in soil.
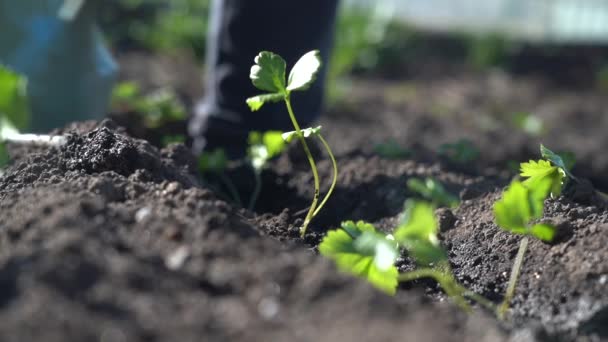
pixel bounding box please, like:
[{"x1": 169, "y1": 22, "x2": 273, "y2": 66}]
[
  {"x1": 258, "y1": 297, "x2": 280, "y2": 320},
  {"x1": 165, "y1": 246, "x2": 190, "y2": 270},
  {"x1": 135, "y1": 207, "x2": 151, "y2": 222},
  {"x1": 435, "y1": 208, "x2": 456, "y2": 232}
]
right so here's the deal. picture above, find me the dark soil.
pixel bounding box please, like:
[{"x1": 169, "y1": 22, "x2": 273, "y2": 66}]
[
  {"x1": 2, "y1": 53, "x2": 608, "y2": 340},
  {"x1": 0, "y1": 122, "x2": 508, "y2": 342}
]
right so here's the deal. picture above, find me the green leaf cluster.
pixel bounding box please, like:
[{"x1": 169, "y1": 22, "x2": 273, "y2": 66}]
[
  {"x1": 519, "y1": 145, "x2": 575, "y2": 198},
  {"x1": 247, "y1": 131, "x2": 287, "y2": 171},
  {"x1": 407, "y1": 178, "x2": 459, "y2": 208},
  {"x1": 320, "y1": 200, "x2": 447, "y2": 295},
  {"x1": 110, "y1": 82, "x2": 186, "y2": 128},
  {"x1": 319, "y1": 221, "x2": 399, "y2": 294},
  {"x1": 494, "y1": 180, "x2": 556, "y2": 242},
  {"x1": 394, "y1": 201, "x2": 446, "y2": 265},
  {"x1": 246, "y1": 50, "x2": 322, "y2": 111}
]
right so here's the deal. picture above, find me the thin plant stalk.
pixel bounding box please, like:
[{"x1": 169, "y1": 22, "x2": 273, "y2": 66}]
[
  {"x1": 499, "y1": 236, "x2": 529, "y2": 319},
  {"x1": 398, "y1": 268, "x2": 471, "y2": 312},
  {"x1": 248, "y1": 170, "x2": 262, "y2": 211},
  {"x1": 218, "y1": 173, "x2": 242, "y2": 207},
  {"x1": 312, "y1": 133, "x2": 338, "y2": 217},
  {"x1": 285, "y1": 97, "x2": 320, "y2": 237}
]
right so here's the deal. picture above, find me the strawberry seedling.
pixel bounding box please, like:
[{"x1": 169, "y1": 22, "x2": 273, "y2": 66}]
[
  {"x1": 320, "y1": 200, "x2": 495, "y2": 313},
  {"x1": 374, "y1": 139, "x2": 411, "y2": 159},
  {"x1": 407, "y1": 177, "x2": 459, "y2": 208},
  {"x1": 247, "y1": 50, "x2": 338, "y2": 236}
]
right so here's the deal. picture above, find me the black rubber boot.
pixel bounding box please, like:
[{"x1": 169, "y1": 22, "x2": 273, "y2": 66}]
[{"x1": 189, "y1": 0, "x2": 339, "y2": 157}]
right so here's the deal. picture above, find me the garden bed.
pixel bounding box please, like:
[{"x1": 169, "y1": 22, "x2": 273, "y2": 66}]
[{"x1": 1, "y1": 59, "x2": 607, "y2": 341}]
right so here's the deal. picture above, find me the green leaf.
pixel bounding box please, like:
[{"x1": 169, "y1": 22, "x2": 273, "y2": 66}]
[
  {"x1": 287, "y1": 50, "x2": 322, "y2": 92},
  {"x1": 281, "y1": 126, "x2": 322, "y2": 143},
  {"x1": 246, "y1": 93, "x2": 284, "y2": 111},
  {"x1": 530, "y1": 223, "x2": 556, "y2": 242},
  {"x1": 494, "y1": 181, "x2": 531, "y2": 234},
  {"x1": 319, "y1": 221, "x2": 399, "y2": 295},
  {"x1": 493, "y1": 179, "x2": 551, "y2": 236},
  {"x1": 520, "y1": 159, "x2": 564, "y2": 197},
  {"x1": 394, "y1": 201, "x2": 446, "y2": 265},
  {"x1": 540, "y1": 144, "x2": 574, "y2": 178},
  {"x1": 198, "y1": 148, "x2": 228, "y2": 174},
  {"x1": 249, "y1": 51, "x2": 287, "y2": 94},
  {"x1": 247, "y1": 131, "x2": 287, "y2": 171},
  {"x1": 0, "y1": 65, "x2": 30, "y2": 130},
  {"x1": 407, "y1": 178, "x2": 459, "y2": 208},
  {"x1": 0, "y1": 142, "x2": 8, "y2": 168}
]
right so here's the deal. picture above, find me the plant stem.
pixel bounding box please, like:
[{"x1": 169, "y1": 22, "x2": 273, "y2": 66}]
[
  {"x1": 312, "y1": 133, "x2": 338, "y2": 218},
  {"x1": 248, "y1": 169, "x2": 262, "y2": 211},
  {"x1": 218, "y1": 173, "x2": 242, "y2": 207},
  {"x1": 398, "y1": 268, "x2": 471, "y2": 312},
  {"x1": 284, "y1": 96, "x2": 320, "y2": 237},
  {"x1": 499, "y1": 236, "x2": 529, "y2": 319}
]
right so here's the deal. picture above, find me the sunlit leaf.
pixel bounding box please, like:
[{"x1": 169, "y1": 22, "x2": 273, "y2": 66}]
[
  {"x1": 407, "y1": 178, "x2": 459, "y2": 208},
  {"x1": 281, "y1": 126, "x2": 322, "y2": 143},
  {"x1": 520, "y1": 159, "x2": 564, "y2": 197},
  {"x1": 249, "y1": 51, "x2": 287, "y2": 93},
  {"x1": 530, "y1": 223, "x2": 556, "y2": 242},
  {"x1": 319, "y1": 220, "x2": 399, "y2": 295},
  {"x1": 246, "y1": 93, "x2": 284, "y2": 111},
  {"x1": 394, "y1": 201, "x2": 446, "y2": 265},
  {"x1": 287, "y1": 50, "x2": 322, "y2": 92}
]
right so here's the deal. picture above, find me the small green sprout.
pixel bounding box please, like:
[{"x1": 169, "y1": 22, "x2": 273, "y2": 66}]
[
  {"x1": 407, "y1": 178, "x2": 459, "y2": 208},
  {"x1": 198, "y1": 148, "x2": 241, "y2": 206},
  {"x1": 319, "y1": 220, "x2": 399, "y2": 295},
  {"x1": 247, "y1": 51, "x2": 338, "y2": 236},
  {"x1": 494, "y1": 179, "x2": 556, "y2": 242},
  {"x1": 494, "y1": 152, "x2": 566, "y2": 319},
  {"x1": 374, "y1": 139, "x2": 411, "y2": 159},
  {"x1": 111, "y1": 82, "x2": 186, "y2": 129},
  {"x1": 246, "y1": 131, "x2": 287, "y2": 210},
  {"x1": 439, "y1": 139, "x2": 479, "y2": 164}
]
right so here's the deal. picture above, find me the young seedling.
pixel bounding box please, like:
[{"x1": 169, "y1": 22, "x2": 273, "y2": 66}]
[
  {"x1": 374, "y1": 139, "x2": 411, "y2": 159},
  {"x1": 319, "y1": 220, "x2": 399, "y2": 294},
  {"x1": 198, "y1": 148, "x2": 242, "y2": 206},
  {"x1": 520, "y1": 144, "x2": 576, "y2": 198},
  {"x1": 493, "y1": 177, "x2": 556, "y2": 319},
  {"x1": 246, "y1": 50, "x2": 338, "y2": 236},
  {"x1": 407, "y1": 177, "x2": 459, "y2": 208},
  {"x1": 320, "y1": 200, "x2": 495, "y2": 312},
  {"x1": 111, "y1": 81, "x2": 186, "y2": 129},
  {"x1": 438, "y1": 139, "x2": 480, "y2": 165},
  {"x1": 247, "y1": 131, "x2": 287, "y2": 210}
]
